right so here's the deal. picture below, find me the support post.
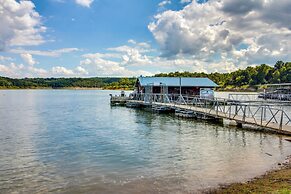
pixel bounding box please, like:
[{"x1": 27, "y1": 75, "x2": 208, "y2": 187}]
[
  {"x1": 179, "y1": 77, "x2": 182, "y2": 96},
  {"x1": 223, "y1": 99, "x2": 226, "y2": 114},
  {"x1": 243, "y1": 105, "x2": 246, "y2": 122},
  {"x1": 261, "y1": 106, "x2": 263, "y2": 126},
  {"x1": 264, "y1": 106, "x2": 266, "y2": 120},
  {"x1": 229, "y1": 104, "x2": 231, "y2": 117},
  {"x1": 279, "y1": 110, "x2": 284, "y2": 130}
]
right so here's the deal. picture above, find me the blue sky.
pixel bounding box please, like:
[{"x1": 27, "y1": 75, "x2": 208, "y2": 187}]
[
  {"x1": 30, "y1": 0, "x2": 162, "y2": 70},
  {"x1": 36, "y1": 0, "x2": 158, "y2": 47},
  {"x1": 0, "y1": 0, "x2": 290, "y2": 77}
]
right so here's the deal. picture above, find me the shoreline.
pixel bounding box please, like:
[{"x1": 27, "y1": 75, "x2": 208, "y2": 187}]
[
  {"x1": 0, "y1": 87, "x2": 133, "y2": 91},
  {"x1": 0, "y1": 87, "x2": 102, "y2": 90},
  {"x1": 205, "y1": 155, "x2": 291, "y2": 193},
  {"x1": 0, "y1": 87, "x2": 259, "y2": 92},
  {"x1": 1, "y1": 88, "x2": 289, "y2": 193}
]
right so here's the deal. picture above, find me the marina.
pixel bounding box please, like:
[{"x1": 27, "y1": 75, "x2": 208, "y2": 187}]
[
  {"x1": 124, "y1": 95, "x2": 291, "y2": 135},
  {"x1": 1, "y1": 0, "x2": 290, "y2": 193},
  {"x1": 258, "y1": 83, "x2": 291, "y2": 101},
  {"x1": 110, "y1": 91, "x2": 129, "y2": 105},
  {"x1": 111, "y1": 77, "x2": 291, "y2": 136},
  {"x1": 1, "y1": 89, "x2": 291, "y2": 193}
]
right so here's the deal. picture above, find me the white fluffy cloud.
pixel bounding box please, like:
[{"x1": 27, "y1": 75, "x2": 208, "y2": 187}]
[
  {"x1": 20, "y1": 53, "x2": 36, "y2": 66},
  {"x1": 80, "y1": 53, "x2": 150, "y2": 77},
  {"x1": 0, "y1": 63, "x2": 23, "y2": 77},
  {"x1": 0, "y1": 62, "x2": 47, "y2": 77},
  {"x1": 80, "y1": 41, "x2": 155, "y2": 76},
  {"x1": 0, "y1": 62, "x2": 88, "y2": 78},
  {"x1": 149, "y1": 0, "x2": 291, "y2": 67},
  {"x1": 51, "y1": 66, "x2": 88, "y2": 76},
  {"x1": 0, "y1": 39, "x2": 242, "y2": 78},
  {"x1": 0, "y1": 56, "x2": 12, "y2": 61},
  {"x1": 0, "y1": 0, "x2": 45, "y2": 51},
  {"x1": 75, "y1": 0, "x2": 94, "y2": 7},
  {"x1": 79, "y1": 40, "x2": 238, "y2": 76},
  {"x1": 75, "y1": 66, "x2": 88, "y2": 75},
  {"x1": 52, "y1": 66, "x2": 74, "y2": 76}
]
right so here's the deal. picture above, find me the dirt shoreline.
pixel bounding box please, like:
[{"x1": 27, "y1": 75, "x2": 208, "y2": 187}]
[{"x1": 204, "y1": 155, "x2": 291, "y2": 194}]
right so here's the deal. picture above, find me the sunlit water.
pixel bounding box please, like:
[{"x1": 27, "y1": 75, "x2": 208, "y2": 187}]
[{"x1": 0, "y1": 90, "x2": 290, "y2": 193}]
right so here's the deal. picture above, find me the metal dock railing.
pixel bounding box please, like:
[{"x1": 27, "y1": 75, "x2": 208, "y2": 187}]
[{"x1": 126, "y1": 94, "x2": 291, "y2": 135}]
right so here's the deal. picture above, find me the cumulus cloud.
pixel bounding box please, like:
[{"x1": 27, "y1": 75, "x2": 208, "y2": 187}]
[
  {"x1": 75, "y1": 0, "x2": 94, "y2": 7},
  {"x1": 0, "y1": 0, "x2": 45, "y2": 51},
  {"x1": 221, "y1": 0, "x2": 263, "y2": 15},
  {"x1": 80, "y1": 53, "x2": 139, "y2": 76},
  {"x1": 20, "y1": 53, "x2": 37, "y2": 66},
  {"x1": 149, "y1": 0, "x2": 291, "y2": 67},
  {"x1": 79, "y1": 40, "x2": 238, "y2": 76},
  {"x1": 0, "y1": 63, "x2": 89, "y2": 78},
  {"x1": 75, "y1": 66, "x2": 88, "y2": 75},
  {"x1": 0, "y1": 62, "x2": 47, "y2": 77},
  {"x1": 80, "y1": 57, "x2": 136, "y2": 76},
  {"x1": 0, "y1": 58, "x2": 87, "y2": 78},
  {"x1": 0, "y1": 56, "x2": 12, "y2": 61},
  {"x1": 27, "y1": 66, "x2": 47, "y2": 76},
  {"x1": 0, "y1": 39, "x2": 245, "y2": 78},
  {"x1": 0, "y1": 64, "x2": 14, "y2": 76},
  {"x1": 79, "y1": 40, "x2": 156, "y2": 76},
  {"x1": 52, "y1": 66, "x2": 74, "y2": 76},
  {"x1": 51, "y1": 66, "x2": 88, "y2": 77}
]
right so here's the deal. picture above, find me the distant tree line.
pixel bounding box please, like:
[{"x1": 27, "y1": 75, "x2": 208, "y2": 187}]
[
  {"x1": 0, "y1": 77, "x2": 122, "y2": 89},
  {"x1": 0, "y1": 61, "x2": 290, "y2": 90},
  {"x1": 102, "y1": 78, "x2": 136, "y2": 90},
  {"x1": 155, "y1": 61, "x2": 291, "y2": 90}
]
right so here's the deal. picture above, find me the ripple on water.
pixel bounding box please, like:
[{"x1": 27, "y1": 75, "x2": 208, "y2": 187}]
[{"x1": 0, "y1": 90, "x2": 290, "y2": 193}]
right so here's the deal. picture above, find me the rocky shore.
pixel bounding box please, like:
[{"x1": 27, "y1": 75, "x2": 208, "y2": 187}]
[{"x1": 205, "y1": 155, "x2": 291, "y2": 194}]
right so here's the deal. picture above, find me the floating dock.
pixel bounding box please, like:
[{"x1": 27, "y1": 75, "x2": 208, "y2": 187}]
[
  {"x1": 110, "y1": 91, "x2": 129, "y2": 105},
  {"x1": 122, "y1": 94, "x2": 291, "y2": 136}
]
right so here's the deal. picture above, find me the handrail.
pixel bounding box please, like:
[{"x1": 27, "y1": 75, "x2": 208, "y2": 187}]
[
  {"x1": 228, "y1": 93, "x2": 291, "y2": 104},
  {"x1": 129, "y1": 93, "x2": 291, "y2": 130}
]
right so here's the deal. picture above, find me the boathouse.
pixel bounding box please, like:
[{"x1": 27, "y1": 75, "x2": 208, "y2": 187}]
[{"x1": 134, "y1": 76, "x2": 218, "y2": 97}]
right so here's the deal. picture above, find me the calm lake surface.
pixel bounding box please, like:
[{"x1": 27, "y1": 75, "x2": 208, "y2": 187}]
[{"x1": 0, "y1": 90, "x2": 290, "y2": 193}]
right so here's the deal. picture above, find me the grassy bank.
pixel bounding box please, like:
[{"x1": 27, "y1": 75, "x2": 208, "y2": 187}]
[{"x1": 207, "y1": 156, "x2": 291, "y2": 194}]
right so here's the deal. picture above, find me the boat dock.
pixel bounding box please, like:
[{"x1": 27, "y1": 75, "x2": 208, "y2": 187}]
[
  {"x1": 123, "y1": 94, "x2": 291, "y2": 136},
  {"x1": 110, "y1": 91, "x2": 129, "y2": 105}
]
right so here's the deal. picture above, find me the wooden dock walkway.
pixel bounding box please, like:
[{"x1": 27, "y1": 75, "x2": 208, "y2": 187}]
[{"x1": 126, "y1": 94, "x2": 291, "y2": 136}]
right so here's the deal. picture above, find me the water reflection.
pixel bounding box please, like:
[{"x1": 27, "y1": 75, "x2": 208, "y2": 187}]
[{"x1": 0, "y1": 90, "x2": 290, "y2": 193}]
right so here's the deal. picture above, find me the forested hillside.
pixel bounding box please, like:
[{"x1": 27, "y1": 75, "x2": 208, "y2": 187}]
[
  {"x1": 0, "y1": 77, "x2": 121, "y2": 89},
  {"x1": 0, "y1": 61, "x2": 290, "y2": 90},
  {"x1": 155, "y1": 61, "x2": 291, "y2": 90}
]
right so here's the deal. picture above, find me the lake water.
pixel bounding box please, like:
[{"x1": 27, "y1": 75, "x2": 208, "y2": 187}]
[{"x1": 0, "y1": 90, "x2": 290, "y2": 193}]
